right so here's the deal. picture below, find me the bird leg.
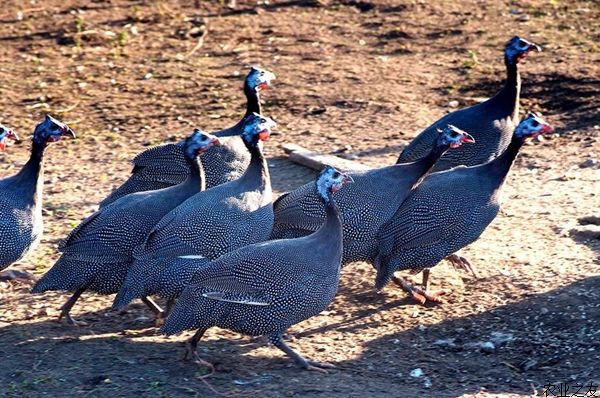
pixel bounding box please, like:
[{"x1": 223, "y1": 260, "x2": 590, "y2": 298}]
[
  {"x1": 421, "y1": 268, "x2": 431, "y2": 291},
  {"x1": 182, "y1": 329, "x2": 214, "y2": 371},
  {"x1": 445, "y1": 254, "x2": 478, "y2": 277},
  {"x1": 269, "y1": 333, "x2": 335, "y2": 372},
  {"x1": 154, "y1": 298, "x2": 175, "y2": 328},
  {"x1": 391, "y1": 275, "x2": 445, "y2": 305},
  {"x1": 58, "y1": 287, "x2": 87, "y2": 326},
  {"x1": 141, "y1": 296, "x2": 164, "y2": 317}
]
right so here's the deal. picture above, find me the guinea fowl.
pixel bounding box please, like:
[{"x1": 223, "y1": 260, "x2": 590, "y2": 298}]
[
  {"x1": 271, "y1": 125, "x2": 475, "y2": 266},
  {"x1": 113, "y1": 113, "x2": 277, "y2": 314},
  {"x1": 397, "y1": 36, "x2": 540, "y2": 274},
  {"x1": 397, "y1": 36, "x2": 540, "y2": 171},
  {"x1": 374, "y1": 113, "x2": 553, "y2": 303},
  {"x1": 0, "y1": 124, "x2": 19, "y2": 152},
  {"x1": 99, "y1": 66, "x2": 276, "y2": 207},
  {"x1": 161, "y1": 166, "x2": 353, "y2": 371},
  {"x1": 0, "y1": 116, "x2": 74, "y2": 272},
  {"x1": 32, "y1": 130, "x2": 221, "y2": 325}
]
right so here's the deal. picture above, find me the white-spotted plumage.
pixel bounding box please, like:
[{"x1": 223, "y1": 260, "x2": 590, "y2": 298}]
[
  {"x1": 271, "y1": 126, "x2": 475, "y2": 265},
  {"x1": 100, "y1": 67, "x2": 275, "y2": 207},
  {"x1": 113, "y1": 114, "x2": 276, "y2": 309},
  {"x1": 161, "y1": 166, "x2": 351, "y2": 370},
  {"x1": 375, "y1": 114, "x2": 553, "y2": 289},
  {"x1": 398, "y1": 36, "x2": 540, "y2": 171},
  {"x1": 0, "y1": 116, "x2": 74, "y2": 271},
  {"x1": 32, "y1": 131, "x2": 220, "y2": 321}
]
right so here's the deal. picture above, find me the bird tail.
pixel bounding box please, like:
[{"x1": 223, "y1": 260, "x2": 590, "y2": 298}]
[
  {"x1": 32, "y1": 255, "x2": 90, "y2": 293},
  {"x1": 112, "y1": 258, "x2": 160, "y2": 310},
  {"x1": 160, "y1": 286, "x2": 204, "y2": 336},
  {"x1": 373, "y1": 253, "x2": 396, "y2": 291}
]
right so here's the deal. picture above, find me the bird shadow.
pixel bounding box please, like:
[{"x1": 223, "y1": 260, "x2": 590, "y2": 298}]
[
  {"x1": 2, "y1": 277, "x2": 597, "y2": 397},
  {"x1": 458, "y1": 72, "x2": 600, "y2": 131},
  {"x1": 332, "y1": 275, "x2": 600, "y2": 397}
]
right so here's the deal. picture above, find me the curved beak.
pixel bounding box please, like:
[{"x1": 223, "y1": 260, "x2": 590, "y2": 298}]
[
  {"x1": 7, "y1": 130, "x2": 20, "y2": 143},
  {"x1": 529, "y1": 43, "x2": 542, "y2": 52},
  {"x1": 460, "y1": 133, "x2": 476, "y2": 144},
  {"x1": 342, "y1": 174, "x2": 354, "y2": 186},
  {"x1": 61, "y1": 125, "x2": 76, "y2": 139}
]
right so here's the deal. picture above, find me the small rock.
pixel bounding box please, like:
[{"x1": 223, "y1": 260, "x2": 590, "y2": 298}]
[
  {"x1": 433, "y1": 338, "x2": 457, "y2": 348},
  {"x1": 578, "y1": 158, "x2": 598, "y2": 168},
  {"x1": 517, "y1": 14, "x2": 530, "y2": 21},
  {"x1": 307, "y1": 106, "x2": 327, "y2": 115},
  {"x1": 466, "y1": 341, "x2": 496, "y2": 353},
  {"x1": 144, "y1": 73, "x2": 153, "y2": 80},
  {"x1": 490, "y1": 332, "x2": 514, "y2": 346},
  {"x1": 447, "y1": 100, "x2": 459, "y2": 108},
  {"x1": 479, "y1": 341, "x2": 496, "y2": 353},
  {"x1": 410, "y1": 368, "x2": 424, "y2": 378}
]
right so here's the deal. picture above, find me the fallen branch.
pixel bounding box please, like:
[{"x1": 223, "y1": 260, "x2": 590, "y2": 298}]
[{"x1": 282, "y1": 143, "x2": 371, "y2": 172}]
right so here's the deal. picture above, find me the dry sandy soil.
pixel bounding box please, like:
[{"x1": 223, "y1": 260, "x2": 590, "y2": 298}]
[{"x1": 0, "y1": 0, "x2": 598, "y2": 397}]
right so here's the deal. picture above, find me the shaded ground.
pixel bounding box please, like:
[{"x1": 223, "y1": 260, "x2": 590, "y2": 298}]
[{"x1": 0, "y1": 1, "x2": 598, "y2": 397}]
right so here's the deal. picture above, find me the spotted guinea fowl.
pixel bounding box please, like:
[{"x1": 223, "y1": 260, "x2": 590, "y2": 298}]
[
  {"x1": 161, "y1": 166, "x2": 353, "y2": 371},
  {"x1": 99, "y1": 66, "x2": 275, "y2": 207},
  {"x1": 0, "y1": 116, "x2": 74, "y2": 272},
  {"x1": 32, "y1": 130, "x2": 221, "y2": 325},
  {"x1": 397, "y1": 36, "x2": 540, "y2": 171},
  {"x1": 0, "y1": 124, "x2": 19, "y2": 152},
  {"x1": 374, "y1": 113, "x2": 553, "y2": 303},
  {"x1": 271, "y1": 125, "x2": 475, "y2": 265},
  {"x1": 113, "y1": 113, "x2": 277, "y2": 314}
]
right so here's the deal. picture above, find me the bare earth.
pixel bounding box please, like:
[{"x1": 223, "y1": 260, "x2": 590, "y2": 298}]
[{"x1": 0, "y1": 1, "x2": 598, "y2": 397}]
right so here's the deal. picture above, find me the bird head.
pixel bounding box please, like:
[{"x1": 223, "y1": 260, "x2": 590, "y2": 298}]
[
  {"x1": 242, "y1": 112, "x2": 277, "y2": 146},
  {"x1": 504, "y1": 36, "x2": 541, "y2": 65},
  {"x1": 0, "y1": 125, "x2": 19, "y2": 152},
  {"x1": 245, "y1": 66, "x2": 276, "y2": 92},
  {"x1": 316, "y1": 165, "x2": 354, "y2": 200},
  {"x1": 514, "y1": 112, "x2": 553, "y2": 139},
  {"x1": 436, "y1": 125, "x2": 475, "y2": 149},
  {"x1": 32, "y1": 115, "x2": 75, "y2": 146},
  {"x1": 184, "y1": 129, "x2": 221, "y2": 159}
]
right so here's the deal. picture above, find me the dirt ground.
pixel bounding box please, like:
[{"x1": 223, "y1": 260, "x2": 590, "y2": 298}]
[{"x1": 0, "y1": 0, "x2": 599, "y2": 397}]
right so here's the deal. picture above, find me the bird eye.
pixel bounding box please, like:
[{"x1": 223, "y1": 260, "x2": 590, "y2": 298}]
[
  {"x1": 450, "y1": 131, "x2": 458, "y2": 137},
  {"x1": 531, "y1": 120, "x2": 539, "y2": 127},
  {"x1": 260, "y1": 118, "x2": 266, "y2": 123},
  {"x1": 518, "y1": 39, "x2": 526, "y2": 48},
  {"x1": 332, "y1": 172, "x2": 340, "y2": 179},
  {"x1": 260, "y1": 71, "x2": 265, "y2": 76}
]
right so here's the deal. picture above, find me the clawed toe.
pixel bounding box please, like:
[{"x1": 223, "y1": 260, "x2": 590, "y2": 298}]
[
  {"x1": 307, "y1": 360, "x2": 336, "y2": 369},
  {"x1": 392, "y1": 275, "x2": 446, "y2": 305},
  {"x1": 446, "y1": 254, "x2": 478, "y2": 277},
  {"x1": 58, "y1": 312, "x2": 87, "y2": 327},
  {"x1": 411, "y1": 287, "x2": 446, "y2": 305},
  {"x1": 304, "y1": 365, "x2": 330, "y2": 373}
]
